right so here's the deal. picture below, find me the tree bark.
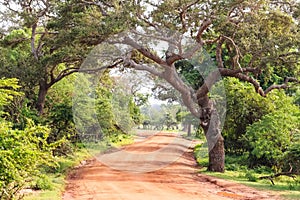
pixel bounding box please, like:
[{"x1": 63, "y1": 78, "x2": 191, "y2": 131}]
[
  {"x1": 207, "y1": 135, "x2": 225, "y2": 172},
  {"x1": 187, "y1": 123, "x2": 192, "y2": 137},
  {"x1": 37, "y1": 80, "x2": 49, "y2": 115},
  {"x1": 199, "y1": 95, "x2": 225, "y2": 172}
]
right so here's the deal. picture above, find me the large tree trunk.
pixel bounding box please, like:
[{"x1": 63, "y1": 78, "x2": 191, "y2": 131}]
[
  {"x1": 199, "y1": 95, "x2": 225, "y2": 172},
  {"x1": 37, "y1": 80, "x2": 49, "y2": 115},
  {"x1": 207, "y1": 135, "x2": 225, "y2": 172}
]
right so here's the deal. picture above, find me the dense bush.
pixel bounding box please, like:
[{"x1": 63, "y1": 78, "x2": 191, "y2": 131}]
[
  {"x1": 0, "y1": 121, "x2": 56, "y2": 199},
  {"x1": 245, "y1": 104, "x2": 300, "y2": 170},
  {"x1": 0, "y1": 78, "x2": 57, "y2": 199},
  {"x1": 282, "y1": 142, "x2": 300, "y2": 174},
  {"x1": 223, "y1": 77, "x2": 298, "y2": 156}
]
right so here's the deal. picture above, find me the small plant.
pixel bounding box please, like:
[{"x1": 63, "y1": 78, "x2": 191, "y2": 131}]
[
  {"x1": 226, "y1": 163, "x2": 240, "y2": 171},
  {"x1": 33, "y1": 175, "x2": 53, "y2": 190},
  {"x1": 287, "y1": 180, "x2": 297, "y2": 190},
  {"x1": 245, "y1": 171, "x2": 257, "y2": 182},
  {"x1": 194, "y1": 143, "x2": 209, "y2": 167}
]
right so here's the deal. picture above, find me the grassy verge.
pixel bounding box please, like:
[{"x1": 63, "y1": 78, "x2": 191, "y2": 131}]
[
  {"x1": 194, "y1": 144, "x2": 300, "y2": 200},
  {"x1": 24, "y1": 134, "x2": 133, "y2": 200}
]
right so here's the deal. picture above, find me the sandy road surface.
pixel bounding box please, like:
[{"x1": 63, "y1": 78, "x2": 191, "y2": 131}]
[{"x1": 62, "y1": 132, "x2": 281, "y2": 200}]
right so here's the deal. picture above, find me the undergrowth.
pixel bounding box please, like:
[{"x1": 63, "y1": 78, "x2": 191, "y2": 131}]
[{"x1": 194, "y1": 143, "x2": 300, "y2": 200}]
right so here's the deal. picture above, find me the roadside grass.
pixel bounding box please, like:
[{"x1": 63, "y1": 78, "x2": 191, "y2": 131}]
[
  {"x1": 24, "y1": 134, "x2": 133, "y2": 200},
  {"x1": 194, "y1": 143, "x2": 300, "y2": 200}
]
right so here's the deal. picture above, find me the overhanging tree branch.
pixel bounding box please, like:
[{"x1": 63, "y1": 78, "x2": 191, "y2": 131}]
[
  {"x1": 196, "y1": 19, "x2": 212, "y2": 43},
  {"x1": 31, "y1": 22, "x2": 38, "y2": 60},
  {"x1": 124, "y1": 58, "x2": 163, "y2": 78},
  {"x1": 220, "y1": 68, "x2": 299, "y2": 97},
  {"x1": 50, "y1": 59, "x2": 123, "y2": 86},
  {"x1": 222, "y1": 35, "x2": 242, "y2": 69},
  {"x1": 122, "y1": 37, "x2": 167, "y2": 66},
  {"x1": 197, "y1": 67, "x2": 262, "y2": 98},
  {"x1": 216, "y1": 37, "x2": 225, "y2": 68},
  {"x1": 265, "y1": 77, "x2": 299, "y2": 95}
]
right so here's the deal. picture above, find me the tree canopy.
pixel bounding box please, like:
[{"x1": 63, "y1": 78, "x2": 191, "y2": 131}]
[{"x1": 1, "y1": 0, "x2": 299, "y2": 173}]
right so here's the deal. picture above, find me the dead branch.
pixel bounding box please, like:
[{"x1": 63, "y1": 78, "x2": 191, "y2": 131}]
[{"x1": 259, "y1": 164, "x2": 298, "y2": 185}]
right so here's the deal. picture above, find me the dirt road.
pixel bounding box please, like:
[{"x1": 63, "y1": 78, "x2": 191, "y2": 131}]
[{"x1": 63, "y1": 132, "x2": 281, "y2": 200}]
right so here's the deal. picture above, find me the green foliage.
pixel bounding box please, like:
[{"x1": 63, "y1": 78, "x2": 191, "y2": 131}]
[
  {"x1": 222, "y1": 77, "x2": 299, "y2": 156},
  {"x1": 129, "y1": 97, "x2": 143, "y2": 125},
  {"x1": 0, "y1": 78, "x2": 22, "y2": 116},
  {"x1": 194, "y1": 143, "x2": 209, "y2": 167},
  {"x1": 74, "y1": 71, "x2": 141, "y2": 142},
  {"x1": 175, "y1": 60, "x2": 204, "y2": 90},
  {"x1": 245, "y1": 102, "x2": 300, "y2": 169},
  {"x1": 281, "y1": 134, "x2": 300, "y2": 174},
  {"x1": 32, "y1": 175, "x2": 53, "y2": 191},
  {"x1": 12, "y1": 99, "x2": 41, "y2": 130},
  {"x1": 47, "y1": 76, "x2": 75, "y2": 142},
  {"x1": 95, "y1": 72, "x2": 124, "y2": 137},
  {"x1": 245, "y1": 171, "x2": 258, "y2": 182},
  {"x1": 0, "y1": 29, "x2": 40, "y2": 95},
  {"x1": 0, "y1": 120, "x2": 56, "y2": 199},
  {"x1": 0, "y1": 1, "x2": 299, "y2": 197},
  {"x1": 223, "y1": 78, "x2": 274, "y2": 154},
  {"x1": 111, "y1": 87, "x2": 135, "y2": 133}
]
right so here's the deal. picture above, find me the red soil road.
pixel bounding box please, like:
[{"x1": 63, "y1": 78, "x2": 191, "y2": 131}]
[{"x1": 63, "y1": 132, "x2": 281, "y2": 200}]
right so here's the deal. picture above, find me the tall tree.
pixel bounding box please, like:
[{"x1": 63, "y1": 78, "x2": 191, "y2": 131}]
[
  {"x1": 95, "y1": 0, "x2": 299, "y2": 172},
  {"x1": 0, "y1": 0, "x2": 132, "y2": 114},
  {"x1": 2, "y1": 0, "x2": 299, "y2": 172}
]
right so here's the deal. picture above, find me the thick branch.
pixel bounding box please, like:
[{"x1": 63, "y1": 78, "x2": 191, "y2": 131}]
[
  {"x1": 196, "y1": 19, "x2": 212, "y2": 43},
  {"x1": 196, "y1": 70, "x2": 221, "y2": 99},
  {"x1": 219, "y1": 67, "x2": 261, "y2": 75},
  {"x1": 265, "y1": 77, "x2": 299, "y2": 95},
  {"x1": 197, "y1": 67, "x2": 261, "y2": 98},
  {"x1": 162, "y1": 67, "x2": 200, "y2": 117},
  {"x1": 122, "y1": 37, "x2": 167, "y2": 66},
  {"x1": 125, "y1": 59, "x2": 163, "y2": 78},
  {"x1": 49, "y1": 59, "x2": 123, "y2": 87},
  {"x1": 222, "y1": 35, "x2": 242, "y2": 69},
  {"x1": 166, "y1": 53, "x2": 183, "y2": 65},
  {"x1": 220, "y1": 70, "x2": 265, "y2": 96},
  {"x1": 220, "y1": 68, "x2": 299, "y2": 97},
  {"x1": 31, "y1": 22, "x2": 38, "y2": 60},
  {"x1": 216, "y1": 37, "x2": 225, "y2": 68}
]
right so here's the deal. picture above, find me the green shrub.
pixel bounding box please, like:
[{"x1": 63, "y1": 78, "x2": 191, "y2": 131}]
[
  {"x1": 245, "y1": 171, "x2": 257, "y2": 182},
  {"x1": 281, "y1": 142, "x2": 300, "y2": 173},
  {"x1": 253, "y1": 166, "x2": 273, "y2": 174},
  {"x1": 222, "y1": 78, "x2": 277, "y2": 155},
  {"x1": 33, "y1": 175, "x2": 53, "y2": 190},
  {"x1": 194, "y1": 143, "x2": 209, "y2": 167},
  {"x1": 245, "y1": 103, "x2": 300, "y2": 169},
  {"x1": 226, "y1": 164, "x2": 240, "y2": 171},
  {"x1": 0, "y1": 121, "x2": 56, "y2": 199}
]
